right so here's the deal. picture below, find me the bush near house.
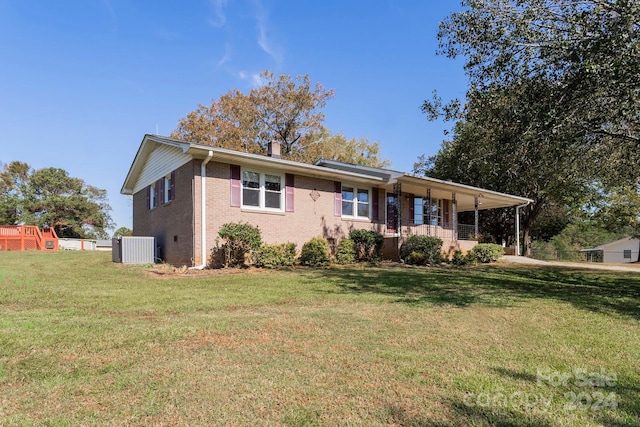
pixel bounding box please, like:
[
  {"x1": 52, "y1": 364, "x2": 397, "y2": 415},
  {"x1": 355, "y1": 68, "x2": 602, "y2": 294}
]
[
  {"x1": 216, "y1": 222, "x2": 262, "y2": 267},
  {"x1": 255, "y1": 243, "x2": 297, "y2": 269},
  {"x1": 469, "y1": 243, "x2": 504, "y2": 263},
  {"x1": 334, "y1": 238, "x2": 355, "y2": 264},
  {"x1": 400, "y1": 235, "x2": 443, "y2": 265},
  {"x1": 300, "y1": 237, "x2": 330, "y2": 267},
  {"x1": 349, "y1": 229, "x2": 384, "y2": 262}
]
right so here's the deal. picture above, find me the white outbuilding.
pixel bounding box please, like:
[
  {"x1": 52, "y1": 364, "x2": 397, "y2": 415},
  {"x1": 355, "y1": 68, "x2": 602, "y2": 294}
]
[{"x1": 582, "y1": 237, "x2": 639, "y2": 264}]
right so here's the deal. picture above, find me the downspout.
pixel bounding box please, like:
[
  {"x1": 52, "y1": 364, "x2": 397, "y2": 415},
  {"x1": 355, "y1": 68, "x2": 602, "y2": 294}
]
[
  {"x1": 515, "y1": 202, "x2": 531, "y2": 256},
  {"x1": 191, "y1": 151, "x2": 214, "y2": 269}
]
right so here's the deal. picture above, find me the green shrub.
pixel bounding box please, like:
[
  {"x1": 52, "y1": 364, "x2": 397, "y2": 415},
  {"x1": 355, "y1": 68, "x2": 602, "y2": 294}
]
[
  {"x1": 216, "y1": 222, "x2": 262, "y2": 267},
  {"x1": 451, "y1": 249, "x2": 467, "y2": 266},
  {"x1": 255, "y1": 243, "x2": 297, "y2": 269},
  {"x1": 349, "y1": 229, "x2": 384, "y2": 262},
  {"x1": 469, "y1": 243, "x2": 504, "y2": 263},
  {"x1": 334, "y1": 239, "x2": 355, "y2": 264},
  {"x1": 399, "y1": 235, "x2": 443, "y2": 265},
  {"x1": 300, "y1": 237, "x2": 330, "y2": 267}
]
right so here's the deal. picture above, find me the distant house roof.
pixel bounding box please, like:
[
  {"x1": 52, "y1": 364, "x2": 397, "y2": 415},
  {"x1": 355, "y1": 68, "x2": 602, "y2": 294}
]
[{"x1": 582, "y1": 236, "x2": 639, "y2": 252}]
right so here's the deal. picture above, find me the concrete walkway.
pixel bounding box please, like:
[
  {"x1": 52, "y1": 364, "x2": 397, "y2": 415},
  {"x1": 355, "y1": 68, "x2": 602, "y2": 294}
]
[{"x1": 500, "y1": 255, "x2": 640, "y2": 273}]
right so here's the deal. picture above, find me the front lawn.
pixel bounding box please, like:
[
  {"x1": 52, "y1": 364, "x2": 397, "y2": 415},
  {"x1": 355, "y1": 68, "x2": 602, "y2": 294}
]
[{"x1": 1, "y1": 251, "x2": 638, "y2": 426}]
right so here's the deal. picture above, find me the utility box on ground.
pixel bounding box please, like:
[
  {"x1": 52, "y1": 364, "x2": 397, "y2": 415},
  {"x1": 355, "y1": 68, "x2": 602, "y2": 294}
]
[{"x1": 112, "y1": 236, "x2": 155, "y2": 264}]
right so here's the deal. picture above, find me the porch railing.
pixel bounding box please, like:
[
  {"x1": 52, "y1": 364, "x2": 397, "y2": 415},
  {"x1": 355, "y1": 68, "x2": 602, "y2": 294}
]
[{"x1": 402, "y1": 223, "x2": 478, "y2": 241}]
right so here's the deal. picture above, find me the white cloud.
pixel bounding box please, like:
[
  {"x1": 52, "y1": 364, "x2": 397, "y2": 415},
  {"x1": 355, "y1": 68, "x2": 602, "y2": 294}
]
[
  {"x1": 253, "y1": 0, "x2": 283, "y2": 65},
  {"x1": 208, "y1": 0, "x2": 228, "y2": 27},
  {"x1": 216, "y1": 43, "x2": 231, "y2": 67}
]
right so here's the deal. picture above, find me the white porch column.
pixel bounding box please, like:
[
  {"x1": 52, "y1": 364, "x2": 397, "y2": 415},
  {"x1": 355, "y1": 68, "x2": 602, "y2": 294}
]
[
  {"x1": 516, "y1": 205, "x2": 521, "y2": 256},
  {"x1": 451, "y1": 192, "x2": 457, "y2": 242},
  {"x1": 474, "y1": 196, "x2": 479, "y2": 237}
]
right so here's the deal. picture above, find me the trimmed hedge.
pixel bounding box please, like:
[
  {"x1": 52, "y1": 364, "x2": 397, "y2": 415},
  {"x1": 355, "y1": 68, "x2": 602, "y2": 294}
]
[
  {"x1": 469, "y1": 243, "x2": 504, "y2": 263},
  {"x1": 334, "y1": 238, "x2": 355, "y2": 264},
  {"x1": 399, "y1": 235, "x2": 443, "y2": 265},
  {"x1": 300, "y1": 237, "x2": 330, "y2": 267},
  {"x1": 216, "y1": 222, "x2": 262, "y2": 267},
  {"x1": 255, "y1": 243, "x2": 297, "y2": 269},
  {"x1": 349, "y1": 229, "x2": 384, "y2": 262}
]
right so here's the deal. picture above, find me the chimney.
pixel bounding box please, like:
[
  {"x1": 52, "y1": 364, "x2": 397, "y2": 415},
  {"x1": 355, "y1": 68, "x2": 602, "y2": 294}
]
[{"x1": 267, "y1": 141, "x2": 281, "y2": 159}]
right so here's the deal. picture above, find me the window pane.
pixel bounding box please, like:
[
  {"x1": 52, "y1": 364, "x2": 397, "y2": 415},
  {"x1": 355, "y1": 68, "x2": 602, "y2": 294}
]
[
  {"x1": 265, "y1": 191, "x2": 281, "y2": 209},
  {"x1": 357, "y1": 189, "x2": 368, "y2": 203},
  {"x1": 342, "y1": 200, "x2": 353, "y2": 216},
  {"x1": 265, "y1": 174, "x2": 281, "y2": 191},
  {"x1": 342, "y1": 187, "x2": 354, "y2": 201},
  {"x1": 243, "y1": 189, "x2": 259, "y2": 206},
  {"x1": 357, "y1": 202, "x2": 369, "y2": 217},
  {"x1": 414, "y1": 197, "x2": 423, "y2": 225},
  {"x1": 242, "y1": 171, "x2": 260, "y2": 189}
]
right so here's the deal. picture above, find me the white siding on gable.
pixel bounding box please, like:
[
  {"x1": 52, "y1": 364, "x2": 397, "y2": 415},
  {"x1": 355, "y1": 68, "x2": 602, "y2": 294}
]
[
  {"x1": 133, "y1": 143, "x2": 192, "y2": 194},
  {"x1": 602, "y1": 238, "x2": 640, "y2": 263}
]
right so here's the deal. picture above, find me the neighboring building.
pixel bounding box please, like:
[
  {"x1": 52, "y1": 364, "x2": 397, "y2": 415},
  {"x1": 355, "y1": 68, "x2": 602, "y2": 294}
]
[
  {"x1": 582, "y1": 237, "x2": 640, "y2": 264},
  {"x1": 121, "y1": 134, "x2": 533, "y2": 267}
]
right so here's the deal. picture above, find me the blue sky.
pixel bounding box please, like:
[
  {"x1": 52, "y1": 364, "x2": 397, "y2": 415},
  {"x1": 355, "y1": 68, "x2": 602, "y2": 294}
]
[{"x1": 0, "y1": 0, "x2": 467, "y2": 231}]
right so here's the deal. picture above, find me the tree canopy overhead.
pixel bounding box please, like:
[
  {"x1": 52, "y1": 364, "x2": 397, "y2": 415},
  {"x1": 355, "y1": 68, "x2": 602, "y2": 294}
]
[
  {"x1": 435, "y1": 0, "x2": 640, "y2": 183},
  {"x1": 171, "y1": 71, "x2": 389, "y2": 167},
  {"x1": 419, "y1": 0, "x2": 640, "y2": 255},
  {"x1": 0, "y1": 161, "x2": 112, "y2": 239}
]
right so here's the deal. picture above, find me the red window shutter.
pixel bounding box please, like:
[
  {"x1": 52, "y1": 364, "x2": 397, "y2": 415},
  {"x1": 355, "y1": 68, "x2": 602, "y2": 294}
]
[
  {"x1": 170, "y1": 171, "x2": 176, "y2": 201},
  {"x1": 146, "y1": 186, "x2": 150, "y2": 210},
  {"x1": 409, "y1": 194, "x2": 415, "y2": 224},
  {"x1": 371, "y1": 188, "x2": 379, "y2": 221},
  {"x1": 285, "y1": 173, "x2": 294, "y2": 212},
  {"x1": 159, "y1": 178, "x2": 165, "y2": 204},
  {"x1": 334, "y1": 181, "x2": 342, "y2": 217},
  {"x1": 230, "y1": 164, "x2": 241, "y2": 207},
  {"x1": 443, "y1": 199, "x2": 450, "y2": 226}
]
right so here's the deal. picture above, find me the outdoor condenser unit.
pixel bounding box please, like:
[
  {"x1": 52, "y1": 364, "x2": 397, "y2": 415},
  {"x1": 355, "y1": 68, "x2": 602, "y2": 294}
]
[{"x1": 112, "y1": 236, "x2": 155, "y2": 264}]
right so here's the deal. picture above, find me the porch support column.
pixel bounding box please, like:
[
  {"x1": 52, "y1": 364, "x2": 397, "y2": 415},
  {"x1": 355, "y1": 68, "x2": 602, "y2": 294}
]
[
  {"x1": 451, "y1": 192, "x2": 457, "y2": 242},
  {"x1": 426, "y1": 188, "x2": 431, "y2": 236},
  {"x1": 474, "y1": 196, "x2": 479, "y2": 238},
  {"x1": 393, "y1": 182, "x2": 402, "y2": 235},
  {"x1": 516, "y1": 205, "x2": 521, "y2": 256}
]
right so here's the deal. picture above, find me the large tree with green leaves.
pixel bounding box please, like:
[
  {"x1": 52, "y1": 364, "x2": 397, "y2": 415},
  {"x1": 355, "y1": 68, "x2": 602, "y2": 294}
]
[
  {"x1": 420, "y1": 0, "x2": 640, "y2": 254},
  {"x1": 0, "y1": 161, "x2": 112, "y2": 239},
  {"x1": 171, "y1": 71, "x2": 389, "y2": 167}
]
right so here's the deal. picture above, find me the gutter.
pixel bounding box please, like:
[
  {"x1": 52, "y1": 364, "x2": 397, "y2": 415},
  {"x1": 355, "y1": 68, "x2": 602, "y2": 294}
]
[{"x1": 190, "y1": 150, "x2": 214, "y2": 269}]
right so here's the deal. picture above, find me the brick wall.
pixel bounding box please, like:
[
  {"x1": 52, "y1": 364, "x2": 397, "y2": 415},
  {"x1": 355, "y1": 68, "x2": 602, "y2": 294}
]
[
  {"x1": 132, "y1": 161, "x2": 195, "y2": 266},
  {"x1": 200, "y1": 161, "x2": 385, "y2": 260}
]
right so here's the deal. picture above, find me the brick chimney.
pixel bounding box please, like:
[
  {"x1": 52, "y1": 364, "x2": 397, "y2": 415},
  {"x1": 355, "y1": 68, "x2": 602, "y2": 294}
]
[{"x1": 267, "y1": 141, "x2": 281, "y2": 159}]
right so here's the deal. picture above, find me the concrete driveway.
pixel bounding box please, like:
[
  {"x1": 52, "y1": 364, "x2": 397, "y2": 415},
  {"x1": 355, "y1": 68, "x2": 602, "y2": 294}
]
[{"x1": 500, "y1": 255, "x2": 640, "y2": 273}]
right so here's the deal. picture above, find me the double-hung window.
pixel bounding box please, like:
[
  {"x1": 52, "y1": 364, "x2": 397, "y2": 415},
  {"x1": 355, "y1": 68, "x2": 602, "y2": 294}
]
[
  {"x1": 342, "y1": 186, "x2": 370, "y2": 219},
  {"x1": 149, "y1": 184, "x2": 157, "y2": 209},
  {"x1": 242, "y1": 170, "x2": 283, "y2": 211},
  {"x1": 163, "y1": 174, "x2": 173, "y2": 203},
  {"x1": 413, "y1": 198, "x2": 442, "y2": 226}
]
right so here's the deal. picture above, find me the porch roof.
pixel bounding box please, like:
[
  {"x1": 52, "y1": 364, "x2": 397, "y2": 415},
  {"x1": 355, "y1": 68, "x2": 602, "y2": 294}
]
[{"x1": 395, "y1": 175, "x2": 533, "y2": 212}]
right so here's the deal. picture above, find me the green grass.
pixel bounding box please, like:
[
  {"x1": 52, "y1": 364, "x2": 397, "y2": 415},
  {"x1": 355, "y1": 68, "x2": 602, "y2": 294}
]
[{"x1": 0, "y1": 251, "x2": 638, "y2": 426}]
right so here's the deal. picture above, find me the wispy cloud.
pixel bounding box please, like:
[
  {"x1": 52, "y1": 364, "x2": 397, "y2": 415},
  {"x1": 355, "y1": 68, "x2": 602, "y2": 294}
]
[
  {"x1": 208, "y1": 0, "x2": 228, "y2": 27},
  {"x1": 237, "y1": 70, "x2": 268, "y2": 88},
  {"x1": 216, "y1": 43, "x2": 231, "y2": 67},
  {"x1": 253, "y1": 0, "x2": 283, "y2": 66}
]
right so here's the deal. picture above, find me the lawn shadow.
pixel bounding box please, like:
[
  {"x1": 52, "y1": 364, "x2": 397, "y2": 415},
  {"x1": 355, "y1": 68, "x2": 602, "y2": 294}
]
[{"x1": 312, "y1": 264, "x2": 640, "y2": 319}]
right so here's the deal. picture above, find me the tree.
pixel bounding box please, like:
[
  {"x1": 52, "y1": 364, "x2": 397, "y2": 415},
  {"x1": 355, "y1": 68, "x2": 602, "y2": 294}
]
[
  {"x1": 591, "y1": 184, "x2": 640, "y2": 261},
  {"x1": 0, "y1": 161, "x2": 112, "y2": 239},
  {"x1": 435, "y1": 0, "x2": 640, "y2": 185},
  {"x1": 420, "y1": 0, "x2": 640, "y2": 254},
  {"x1": 113, "y1": 226, "x2": 132, "y2": 238},
  {"x1": 171, "y1": 71, "x2": 389, "y2": 167},
  {"x1": 419, "y1": 78, "x2": 594, "y2": 255}
]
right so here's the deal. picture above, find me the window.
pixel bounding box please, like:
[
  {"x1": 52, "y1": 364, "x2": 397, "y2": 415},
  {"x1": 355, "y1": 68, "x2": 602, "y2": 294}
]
[
  {"x1": 163, "y1": 173, "x2": 173, "y2": 204},
  {"x1": 342, "y1": 186, "x2": 370, "y2": 219},
  {"x1": 624, "y1": 249, "x2": 632, "y2": 259},
  {"x1": 242, "y1": 170, "x2": 283, "y2": 211},
  {"x1": 413, "y1": 198, "x2": 442, "y2": 226},
  {"x1": 149, "y1": 184, "x2": 157, "y2": 209}
]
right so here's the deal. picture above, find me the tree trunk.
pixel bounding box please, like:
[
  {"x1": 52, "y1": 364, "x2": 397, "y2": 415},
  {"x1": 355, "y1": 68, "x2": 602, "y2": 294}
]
[{"x1": 523, "y1": 228, "x2": 532, "y2": 257}]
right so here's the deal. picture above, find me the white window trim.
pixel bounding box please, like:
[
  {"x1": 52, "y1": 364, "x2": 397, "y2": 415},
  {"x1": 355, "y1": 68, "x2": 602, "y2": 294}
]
[
  {"x1": 163, "y1": 174, "x2": 172, "y2": 204},
  {"x1": 413, "y1": 197, "x2": 443, "y2": 226},
  {"x1": 149, "y1": 184, "x2": 157, "y2": 209},
  {"x1": 341, "y1": 185, "x2": 371, "y2": 220},
  {"x1": 241, "y1": 168, "x2": 285, "y2": 212}
]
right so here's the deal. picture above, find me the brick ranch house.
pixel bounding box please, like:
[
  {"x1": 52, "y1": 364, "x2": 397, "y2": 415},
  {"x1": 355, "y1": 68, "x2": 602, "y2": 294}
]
[{"x1": 121, "y1": 134, "x2": 533, "y2": 267}]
